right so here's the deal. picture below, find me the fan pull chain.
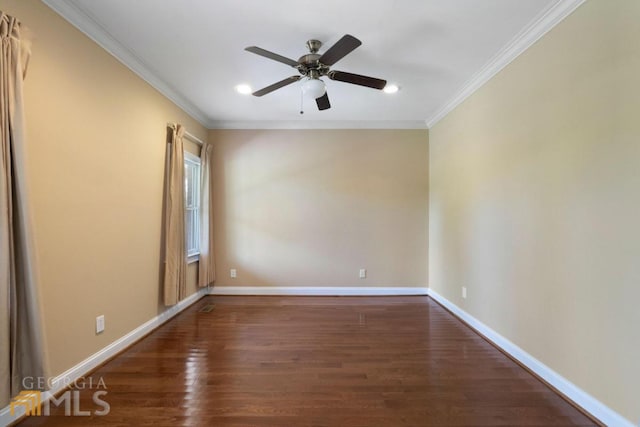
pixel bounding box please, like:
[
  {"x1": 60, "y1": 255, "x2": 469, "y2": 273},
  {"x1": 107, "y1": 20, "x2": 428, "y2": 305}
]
[{"x1": 300, "y1": 89, "x2": 304, "y2": 115}]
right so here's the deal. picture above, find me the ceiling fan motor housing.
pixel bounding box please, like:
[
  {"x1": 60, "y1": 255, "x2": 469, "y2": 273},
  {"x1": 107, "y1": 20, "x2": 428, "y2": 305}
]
[
  {"x1": 297, "y1": 40, "x2": 334, "y2": 78},
  {"x1": 298, "y1": 54, "x2": 329, "y2": 78}
]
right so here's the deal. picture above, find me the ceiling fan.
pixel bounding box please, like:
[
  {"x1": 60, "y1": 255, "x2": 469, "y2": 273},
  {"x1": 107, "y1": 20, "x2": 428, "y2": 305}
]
[{"x1": 244, "y1": 35, "x2": 387, "y2": 111}]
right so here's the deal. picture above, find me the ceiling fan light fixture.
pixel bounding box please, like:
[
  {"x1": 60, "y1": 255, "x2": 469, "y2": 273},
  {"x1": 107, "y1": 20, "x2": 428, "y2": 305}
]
[
  {"x1": 383, "y1": 84, "x2": 399, "y2": 94},
  {"x1": 302, "y1": 78, "x2": 326, "y2": 99},
  {"x1": 235, "y1": 84, "x2": 252, "y2": 95}
]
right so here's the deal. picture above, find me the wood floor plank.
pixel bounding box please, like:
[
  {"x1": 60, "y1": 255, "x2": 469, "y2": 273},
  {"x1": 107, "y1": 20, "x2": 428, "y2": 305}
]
[{"x1": 18, "y1": 296, "x2": 599, "y2": 426}]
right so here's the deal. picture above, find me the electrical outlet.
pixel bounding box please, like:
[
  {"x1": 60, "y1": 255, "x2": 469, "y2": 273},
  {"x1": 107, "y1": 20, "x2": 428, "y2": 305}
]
[
  {"x1": 359, "y1": 268, "x2": 366, "y2": 279},
  {"x1": 230, "y1": 269, "x2": 237, "y2": 278},
  {"x1": 462, "y1": 287, "x2": 467, "y2": 299},
  {"x1": 96, "y1": 315, "x2": 105, "y2": 334}
]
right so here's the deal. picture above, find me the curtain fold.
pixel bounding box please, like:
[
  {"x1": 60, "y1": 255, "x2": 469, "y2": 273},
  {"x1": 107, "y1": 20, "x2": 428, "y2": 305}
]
[
  {"x1": 1, "y1": 11, "x2": 46, "y2": 407},
  {"x1": 198, "y1": 143, "x2": 215, "y2": 287},
  {"x1": 162, "y1": 124, "x2": 187, "y2": 306}
]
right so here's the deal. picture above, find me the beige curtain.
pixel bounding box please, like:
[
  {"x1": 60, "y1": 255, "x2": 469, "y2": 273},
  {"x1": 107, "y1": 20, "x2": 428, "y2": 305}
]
[
  {"x1": 162, "y1": 125, "x2": 187, "y2": 305},
  {"x1": 1, "y1": 12, "x2": 46, "y2": 407},
  {"x1": 198, "y1": 143, "x2": 215, "y2": 287}
]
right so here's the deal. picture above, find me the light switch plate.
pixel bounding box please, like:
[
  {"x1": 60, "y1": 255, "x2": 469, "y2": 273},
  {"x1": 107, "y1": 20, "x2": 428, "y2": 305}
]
[{"x1": 96, "y1": 315, "x2": 105, "y2": 334}]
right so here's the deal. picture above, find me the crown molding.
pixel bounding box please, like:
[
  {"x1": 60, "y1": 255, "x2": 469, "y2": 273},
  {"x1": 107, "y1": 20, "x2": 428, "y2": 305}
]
[
  {"x1": 43, "y1": 0, "x2": 585, "y2": 131},
  {"x1": 425, "y1": 0, "x2": 586, "y2": 129},
  {"x1": 42, "y1": 0, "x2": 211, "y2": 127},
  {"x1": 41, "y1": 0, "x2": 423, "y2": 131},
  {"x1": 208, "y1": 120, "x2": 428, "y2": 130}
]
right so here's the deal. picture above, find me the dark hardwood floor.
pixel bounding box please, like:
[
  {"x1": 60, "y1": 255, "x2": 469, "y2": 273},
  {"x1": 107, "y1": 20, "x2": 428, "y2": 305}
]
[{"x1": 19, "y1": 296, "x2": 598, "y2": 426}]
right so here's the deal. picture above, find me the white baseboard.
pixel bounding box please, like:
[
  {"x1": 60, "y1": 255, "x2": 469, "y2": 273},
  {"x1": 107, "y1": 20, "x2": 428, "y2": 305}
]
[
  {"x1": 208, "y1": 286, "x2": 429, "y2": 296},
  {"x1": 0, "y1": 287, "x2": 208, "y2": 427},
  {"x1": 426, "y1": 288, "x2": 634, "y2": 427}
]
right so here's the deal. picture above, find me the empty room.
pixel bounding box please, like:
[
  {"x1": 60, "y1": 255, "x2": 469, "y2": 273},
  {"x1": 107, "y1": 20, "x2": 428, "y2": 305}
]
[{"x1": 0, "y1": 0, "x2": 638, "y2": 426}]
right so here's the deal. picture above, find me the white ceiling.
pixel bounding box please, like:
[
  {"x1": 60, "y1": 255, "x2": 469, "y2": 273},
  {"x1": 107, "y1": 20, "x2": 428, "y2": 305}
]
[{"x1": 44, "y1": 0, "x2": 580, "y2": 128}]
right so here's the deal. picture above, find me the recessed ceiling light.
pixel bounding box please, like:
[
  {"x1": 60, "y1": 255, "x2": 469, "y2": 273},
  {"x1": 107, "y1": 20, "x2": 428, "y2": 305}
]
[
  {"x1": 235, "y1": 84, "x2": 252, "y2": 95},
  {"x1": 383, "y1": 84, "x2": 399, "y2": 94}
]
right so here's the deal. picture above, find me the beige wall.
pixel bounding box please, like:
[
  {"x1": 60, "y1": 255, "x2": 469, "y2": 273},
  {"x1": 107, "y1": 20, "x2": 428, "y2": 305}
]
[
  {"x1": 1, "y1": 0, "x2": 206, "y2": 376},
  {"x1": 209, "y1": 129, "x2": 429, "y2": 287},
  {"x1": 429, "y1": 0, "x2": 639, "y2": 423}
]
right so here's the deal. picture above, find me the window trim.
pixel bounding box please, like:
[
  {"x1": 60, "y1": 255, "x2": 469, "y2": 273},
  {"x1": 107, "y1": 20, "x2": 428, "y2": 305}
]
[{"x1": 184, "y1": 151, "x2": 201, "y2": 260}]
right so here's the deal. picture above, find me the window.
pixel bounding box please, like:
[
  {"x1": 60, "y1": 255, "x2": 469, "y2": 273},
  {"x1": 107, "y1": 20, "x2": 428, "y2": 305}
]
[{"x1": 184, "y1": 152, "x2": 201, "y2": 258}]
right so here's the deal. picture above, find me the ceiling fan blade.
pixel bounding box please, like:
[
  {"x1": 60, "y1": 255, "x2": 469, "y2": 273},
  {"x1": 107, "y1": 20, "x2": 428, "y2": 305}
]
[
  {"x1": 245, "y1": 46, "x2": 299, "y2": 67},
  {"x1": 318, "y1": 34, "x2": 362, "y2": 66},
  {"x1": 328, "y1": 71, "x2": 387, "y2": 90},
  {"x1": 252, "y1": 76, "x2": 301, "y2": 97},
  {"x1": 316, "y1": 92, "x2": 331, "y2": 110}
]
